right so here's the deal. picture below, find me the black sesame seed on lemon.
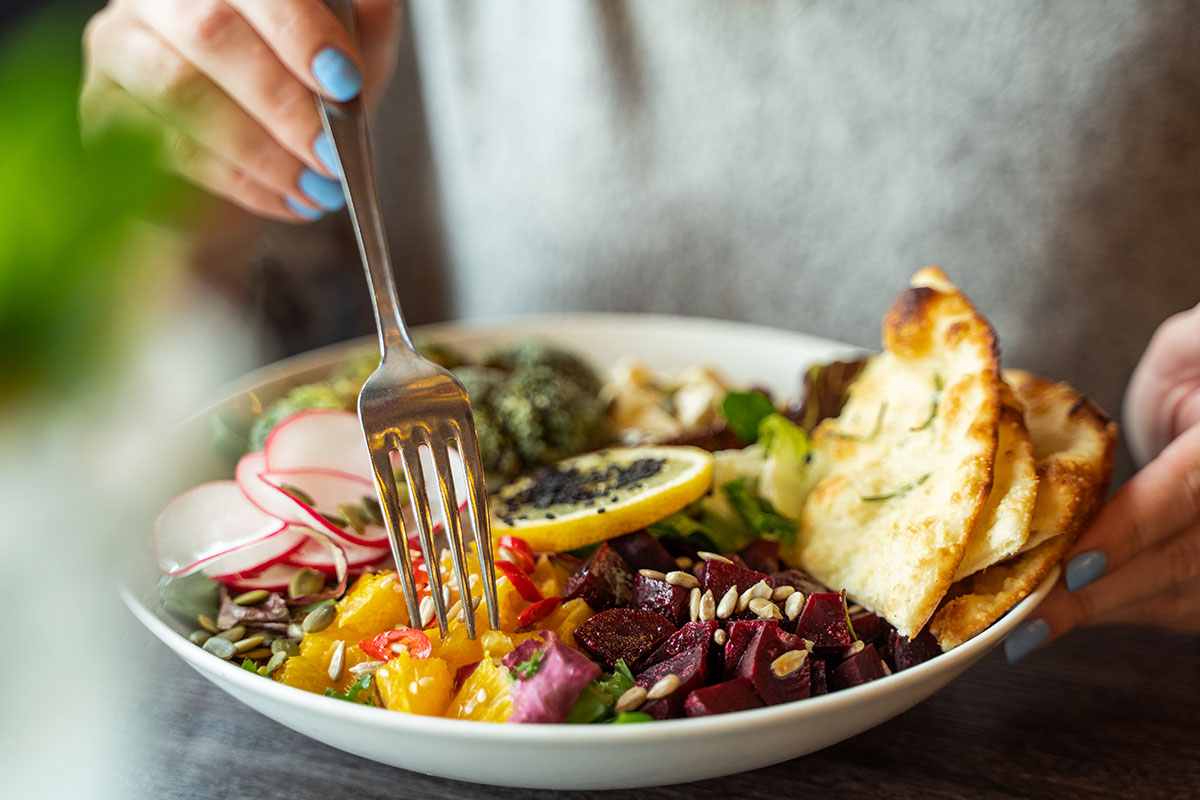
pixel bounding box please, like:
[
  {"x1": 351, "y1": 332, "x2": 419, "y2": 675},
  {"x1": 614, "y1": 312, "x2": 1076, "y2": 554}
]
[{"x1": 489, "y1": 446, "x2": 713, "y2": 552}]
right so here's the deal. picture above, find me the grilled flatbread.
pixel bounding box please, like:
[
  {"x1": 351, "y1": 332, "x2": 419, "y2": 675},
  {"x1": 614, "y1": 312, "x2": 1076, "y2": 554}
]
[
  {"x1": 929, "y1": 371, "x2": 1117, "y2": 649},
  {"x1": 798, "y1": 267, "x2": 1001, "y2": 638},
  {"x1": 952, "y1": 382, "x2": 1038, "y2": 580}
]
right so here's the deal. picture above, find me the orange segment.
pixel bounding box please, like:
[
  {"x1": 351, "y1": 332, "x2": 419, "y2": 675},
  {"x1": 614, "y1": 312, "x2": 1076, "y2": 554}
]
[
  {"x1": 275, "y1": 654, "x2": 332, "y2": 695},
  {"x1": 446, "y1": 657, "x2": 513, "y2": 722},
  {"x1": 376, "y1": 653, "x2": 452, "y2": 717}
]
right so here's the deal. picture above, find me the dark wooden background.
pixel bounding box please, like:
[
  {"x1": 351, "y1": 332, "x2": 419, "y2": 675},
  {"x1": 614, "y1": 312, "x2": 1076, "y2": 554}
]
[{"x1": 122, "y1": 622, "x2": 1199, "y2": 800}]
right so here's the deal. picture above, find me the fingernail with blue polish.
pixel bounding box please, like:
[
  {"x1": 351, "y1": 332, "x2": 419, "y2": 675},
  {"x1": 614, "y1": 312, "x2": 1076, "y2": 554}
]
[
  {"x1": 1004, "y1": 619, "x2": 1049, "y2": 664},
  {"x1": 311, "y1": 48, "x2": 362, "y2": 102},
  {"x1": 313, "y1": 131, "x2": 341, "y2": 177},
  {"x1": 299, "y1": 169, "x2": 346, "y2": 211},
  {"x1": 286, "y1": 197, "x2": 324, "y2": 221},
  {"x1": 1065, "y1": 550, "x2": 1107, "y2": 593}
]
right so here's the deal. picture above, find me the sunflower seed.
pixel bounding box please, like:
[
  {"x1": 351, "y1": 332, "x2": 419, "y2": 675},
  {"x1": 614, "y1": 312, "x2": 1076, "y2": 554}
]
[
  {"x1": 349, "y1": 660, "x2": 384, "y2": 678},
  {"x1": 673, "y1": 556, "x2": 694, "y2": 570},
  {"x1": 361, "y1": 494, "x2": 385, "y2": 525},
  {"x1": 442, "y1": 584, "x2": 452, "y2": 606},
  {"x1": 646, "y1": 674, "x2": 680, "y2": 700},
  {"x1": 233, "y1": 589, "x2": 271, "y2": 607},
  {"x1": 302, "y1": 603, "x2": 336, "y2": 633},
  {"x1": 638, "y1": 569, "x2": 667, "y2": 581},
  {"x1": 785, "y1": 591, "x2": 805, "y2": 620},
  {"x1": 233, "y1": 634, "x2": 266, "y2": 654},
  {"x1": 460, "y1": 596, "x2": 482, "y2": 621},
  {"x1": 288, "y1": 568, "x2": 326, "y2": 599},
  {"x1": 771, "y1": 649, "x2": 809, "y2": 677},
  {"x1": 202, "y1": 636, "x2": 236, "y2": 660},
  {"x1": 666, "y1": 571, "x2": 699, "y2": 589},
  {"x1": 614, "y1": 686, "x2": 648, "y2": 713},
  {"x1": 287, "y1": 623, "x2": 305, "y2": 640},
  {"x1": 844, "y1": 640, "x2": 865, "y2": 657},
  {"x1": 446, "y1": 600, "x2": 463, "y2": 621},
  {"x1": 717, "y1": 586, "x2": 738, "y2": 619},
  {"x1": 216, "y1": 626, "x2": 246, "y2": 643},
  {"x1": 699, "y1": 589, "x2": 716, "y2": 622},
  {"x1": 197, "y1": 614, "x2": 219, "y2": 634},
  {"x1": 189, "y1": 630, "x2": 213, "y2": 646},
  {"x1": 419, "y1": 595, "x2": 436, "y2": 628},
  {"x1": 749, "y1": 598, "x2": 782, "y2": 620},
  {"x1": 696, "y1": 551, "x2": 733, "y2": 564},
  {"x1": 771, "y1": 585, "x2": 796, "y2": 603},
  {"x1": 265, "y1": 651, "x2": 288, "y2": 676},
  {"x1": 279, "y1": 483, "x2": 314, "y2": 506},
  {"x1": 713, "y1": 628, "x2": 728, "y2": 645},
  {"x1": 736, "y1": 587, "x2": 754, "y2": 613},
  {"x1": 390, "y1": 642, "x2": 409, "y2": 656},
  {"x1": 328, "y1": 641, "x2": 346, "y2": 682},
  {"x1": 689, "y1": 587, "x2": 701, "y2": 622},
  {"x1": 881, "y1": 661, "x2": 893, "y2": 677},
  {"x1": 749, "y1": 580, "x2": 772, "y2": 600}
]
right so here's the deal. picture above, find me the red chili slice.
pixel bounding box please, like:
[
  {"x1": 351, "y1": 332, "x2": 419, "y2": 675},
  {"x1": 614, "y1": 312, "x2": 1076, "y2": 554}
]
[
  {"x1": 516, "y1": 596, "x2": 561, "y2": 629},
  {"x1": 359, "y1": 627, "x2": 432, "y2": 661},
  {"x1": 497, "y1": 560, "x2": 543, "y2": 602},
  {"x1": 497, "y1": 536, "x2": 536, "y2": 574}
]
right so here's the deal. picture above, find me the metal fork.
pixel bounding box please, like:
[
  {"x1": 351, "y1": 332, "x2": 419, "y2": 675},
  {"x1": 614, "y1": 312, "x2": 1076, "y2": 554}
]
[{"x1": 315, "y1": 0, "x2": 498, "y2": 638}]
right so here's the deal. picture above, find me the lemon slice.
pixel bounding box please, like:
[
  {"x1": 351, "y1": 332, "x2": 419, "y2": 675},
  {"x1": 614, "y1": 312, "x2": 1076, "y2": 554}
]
[{"x1": 490, "y1": 446, "x2": 714, "y2": 553}]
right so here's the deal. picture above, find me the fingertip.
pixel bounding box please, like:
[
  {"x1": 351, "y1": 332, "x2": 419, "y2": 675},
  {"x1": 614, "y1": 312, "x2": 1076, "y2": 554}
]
[
  {"x1": 298, "y1": 169, "x2": 345, "y2": 211},
  {"x1": 311, "y1": 47, "x2": 363, "y2": 102},
  {"x1": 286, "y1": 197, "x2": 325, "y2": 222},
  {"x1": 1065, "y1": 550, "x2": 1108, "y2": 593},
  {"x1": 1004, "y1": 618, "x2": 1050, "y2": 663},
  {"x1": 313, "y1": 131, "x2": 342, "y2": 178}
]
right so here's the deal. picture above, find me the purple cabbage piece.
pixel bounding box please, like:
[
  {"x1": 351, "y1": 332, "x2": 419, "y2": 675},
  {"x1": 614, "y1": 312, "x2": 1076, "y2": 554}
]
[
  {"x1": 505, "y1": 631, "x2": 601, "y2": 724},
  {"x1": 216, "y1": 586, "x2": 290, "y2": 630}
]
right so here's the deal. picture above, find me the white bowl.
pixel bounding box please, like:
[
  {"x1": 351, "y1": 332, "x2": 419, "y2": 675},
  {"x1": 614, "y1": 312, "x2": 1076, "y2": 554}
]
[{"x1": 121, "y1": 313, "x2": 1054, "y2": 790}]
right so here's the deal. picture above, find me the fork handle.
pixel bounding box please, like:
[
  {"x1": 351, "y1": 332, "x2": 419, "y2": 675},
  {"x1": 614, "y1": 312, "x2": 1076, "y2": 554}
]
[{"x1": 317, "y1": 0, "x2": 416, "y2": 357}]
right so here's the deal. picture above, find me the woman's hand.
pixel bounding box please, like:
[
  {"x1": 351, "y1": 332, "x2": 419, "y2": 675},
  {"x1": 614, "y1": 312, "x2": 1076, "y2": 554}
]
[
  {"x1": 1006, "y1": 303, "x2": 1200, "y2": 661},
  {"x1": 81, "y1": 0, "x2": 401, "y2": 222}
]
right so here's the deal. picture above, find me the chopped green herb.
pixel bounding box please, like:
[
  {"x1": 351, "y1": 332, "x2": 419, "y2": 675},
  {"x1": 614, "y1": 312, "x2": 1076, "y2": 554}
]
[
  {"x1": 860, "y1": 472, "x2": 932, "y2": 502},
  {"x1": 720, "y1": 390, "x2": 777, "y2": 444},
  {"x1": 324, "y1": 674, "x2": 376, "y2": 706},
  {"x1": 511, "y1": 650, "x2": 544, "y2": 680},
  {"x1": 240, "y1": 658, "x2": 259, "y2": 674},
  {"x1": 910, "y1": 374, "x2": 944, "y2": 431},
  {"x1": 566, "y1": 682, "x2": 614, "y2": 724},
  {"x1": 722, "y1": 478, "x2": 798, "y2": 545},
  {"x1": 829, "y1": 403, "x2": 887, "y2": 442},
  {"x1": 612, "y1": 712, "x2": 654, "y2": 724}
]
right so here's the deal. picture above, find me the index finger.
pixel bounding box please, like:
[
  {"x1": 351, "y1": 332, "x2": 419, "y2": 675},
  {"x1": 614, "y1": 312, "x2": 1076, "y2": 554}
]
[
  {"x1": 224, "y1": 0, "x2": 364, "y2": 102},
  {"x1": 1064, "y1": 421, "x2": 1200, "y2": 590}
]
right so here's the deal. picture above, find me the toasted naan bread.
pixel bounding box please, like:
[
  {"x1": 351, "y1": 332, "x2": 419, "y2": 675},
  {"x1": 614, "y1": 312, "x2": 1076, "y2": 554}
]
[
  {"x1": 929, "y1": 372, "x2": 1117, "y2": 649},
  {"x1": 953, "y1": 382, "x2": 1038, "y2": 580},
  {"x1": 798, "y1": 267, "x2": 1001, "y2": 638}
]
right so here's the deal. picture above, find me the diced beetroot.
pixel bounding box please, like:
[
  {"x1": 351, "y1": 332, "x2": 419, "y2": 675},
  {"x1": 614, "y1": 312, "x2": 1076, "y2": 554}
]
[
  {"x1": 563, "y1": 542, "x2": 633, "y2": 611},
  {"x1": 723, "y1": 619, "x2": 773, "y2": 675},
  {"x1": 809, "y1": 658, "x2": 828, "y2": 695},
  {"x1": 630, "y1": 573, "x2": 690, "y2": 626},
  {"x1": 699, "y1": 559, "x2": 768, "y2": 601},
  {"x1": 794, "y1": 592, "x2": 854, "y2": 654},
  {"x1": 736, "y1": 623, "x2": 811, "y2": 705},
  {"x1": 849, "y1": 609, "x2": 885, "y2": 643},
  {"x1": 635, "y1": 644, "x2": 708, "y2": 718},
  {"x1": 737, "y1": 539, "x2": 781, "y2": 574},
  {"x1": 830, "y1": 645, "x2": 889, "y2": 691},
  {"x1": 684, "y1": 677, "x2": 764, "y2": 717},
  {"x1": 642, "y1": 620, "x2": 718, "y2": 668},
  {"x1": 886, "y1": 628, "x2": 943, "y2": 672},
  {"x1": 769, "y1": 568, "x2": 832, "y2": 596},
  {"x1": 573, "y1": 608, "x2": 675, "y2": 669},
  {"x1": 607, "y1": 530, "x2": 677, "y2": 574}
]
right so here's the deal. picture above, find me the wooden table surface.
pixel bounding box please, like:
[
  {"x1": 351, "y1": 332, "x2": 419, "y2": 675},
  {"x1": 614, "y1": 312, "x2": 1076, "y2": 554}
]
[{"x1": 121, "y1": 620, "x2": 1199, "y2": 800}]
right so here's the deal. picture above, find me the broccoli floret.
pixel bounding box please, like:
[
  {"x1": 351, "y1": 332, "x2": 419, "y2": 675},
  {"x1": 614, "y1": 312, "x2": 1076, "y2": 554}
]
[
  {"x1": 452, "y1": 365, "x2": 509, "y2": 406},
  {"x1": 416, "y1": 339, "x2": 468, "y2": 370},
  {"x1": 469, "y1": 404, "x2": 523, "y2": 482},
  {"x1": 328, "y1": 352, "x2": 377, "y2": 402},
  {"x1": 482, "y1": 341, "x2": 603, "y2": 397},
  {"x1": 248, "y1": 382, "x2": 349, "y2": 450},
  {"x1": 493, "y1": 364, "x2": 608, "y2": 466}
]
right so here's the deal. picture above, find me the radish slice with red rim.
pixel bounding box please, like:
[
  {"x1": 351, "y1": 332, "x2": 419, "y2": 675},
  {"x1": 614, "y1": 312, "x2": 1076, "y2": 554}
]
[
  {"x1": 154, "y1": 481, "x2": 288, "y2": 577},
  {"x1": 203, "y1": 525, "x2": 309, "y2": 581},
  {"x1": 286, "y1": 533, "x2": 390, "y2": 573},
  {"x1": 221, "y1": 563, "x2": 298, "y2": 593},
  {"x1": 264, "y1": 409, "x2": 375, "y2": 481},
  {"x1": 255, "y1": 468, "x2": 391, "y2": 547}
]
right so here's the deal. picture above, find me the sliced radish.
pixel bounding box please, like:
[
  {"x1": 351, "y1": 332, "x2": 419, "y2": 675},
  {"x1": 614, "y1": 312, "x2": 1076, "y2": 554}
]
[
  {"x1": 264, "y1": 409, "x2": 373, "y2": 481},
  {"x1": 154, "y1": 481, "x2": 288, "y2": 577},
  {"x1": 222, "y1": 563, "x2": 298, "y2": 593},
  {"x1": 286, "y1": 533, "x2": 390, "y2": 573},
  {"x1": 203, "y1": 525, "x2": 308, "y2": 581},
  {"x1": 255, "y1": 467, "x2": 389, "y2": 546}
]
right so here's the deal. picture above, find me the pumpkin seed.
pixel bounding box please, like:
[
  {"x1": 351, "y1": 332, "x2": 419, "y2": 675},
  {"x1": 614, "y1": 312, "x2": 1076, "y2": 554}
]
[
  {"x1": 233, "y1": 634, "x2": 266, "y2": 654},
  {"x1": 271, "y1": 639, "x2": 299, "y2": 657},
  {"x1": 302, "y1": 603, "x2": 336, "y2": 633},
  {"x1": 216, "y1": 625, "x2": 246, "y2": 642},
  {"x1": 197, "y1": 614, "x2": 219, "y2": 634},
  {"x1": 189, "y1": 630, "x2": 213, "y2": 646},
  {"x1": 279, "y1": 483, "x2": 314, "y2": 505},
  {"x1": 320, "y1": 511, "x2": 348, "y2": 528},
  {"x1": 361, "y1": 494, "x2": 384, "y2": 525},
  {"x1": 233, "y1": 589, "x2": 271, "y2": 606},
  {"x1": 337, "y1": 502, "x2": 370, "y2": 535},
  {"x1": 257, "y1": 665, "x2": 269, "y2": 676},
  {"x1": 202, "y1": 636, "x2": 236, "y2": 660},
  {"x1": 289, "y1": 568, "x2": 326, "y2": 600},
  {"x1": 265, "y1": 651, "x2": 288, "y2": 676},
  {"x1": 243, "y1": 648, "x2": 273, "y2": 660}
]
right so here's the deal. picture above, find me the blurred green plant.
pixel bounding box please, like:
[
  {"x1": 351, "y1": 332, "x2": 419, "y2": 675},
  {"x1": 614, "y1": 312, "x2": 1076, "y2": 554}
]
[{"x1": 0, "y1": 9, "x2": 186, "y2": 405}]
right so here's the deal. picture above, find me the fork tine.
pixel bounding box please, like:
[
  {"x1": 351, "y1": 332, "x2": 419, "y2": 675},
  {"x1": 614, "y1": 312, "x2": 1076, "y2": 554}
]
[
  {"x1": 398, "y1": 434, "x2": 450, "y2": 635},
  {"x1": 366, "y1": 435, "x2": 422, "y2": 628},
  {"x1": 450, "y1": 415, "x2": 499, "y2": 631},
  {"x1": 430, "y1": 428, "x2": 477, "y2": 638}
]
